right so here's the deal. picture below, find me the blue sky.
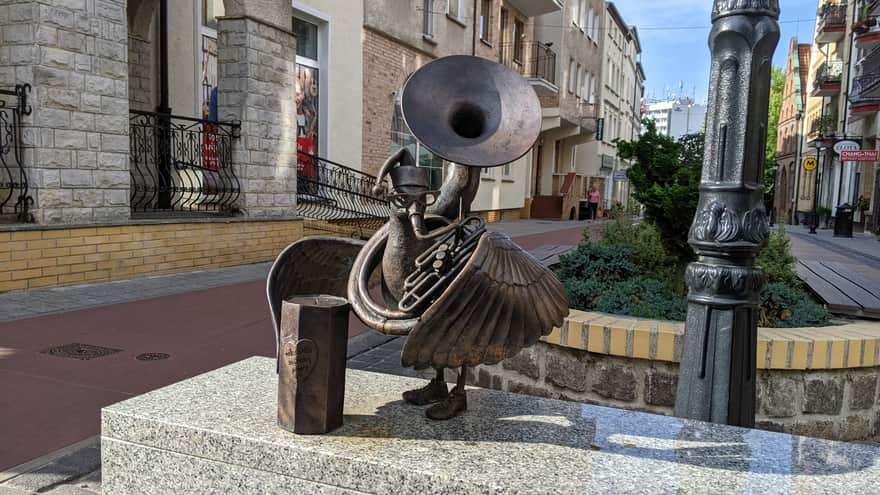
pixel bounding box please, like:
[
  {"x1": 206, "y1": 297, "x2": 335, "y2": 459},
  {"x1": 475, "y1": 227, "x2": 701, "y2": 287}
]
[{"x1": 609, "y1": 0, "x2": 820, "y2": 103}]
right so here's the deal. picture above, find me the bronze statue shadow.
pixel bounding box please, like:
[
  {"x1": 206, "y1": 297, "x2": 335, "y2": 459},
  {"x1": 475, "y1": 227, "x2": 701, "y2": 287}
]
[{"x1": 332, "y1": 388, "x2": 878, "y2": 476}]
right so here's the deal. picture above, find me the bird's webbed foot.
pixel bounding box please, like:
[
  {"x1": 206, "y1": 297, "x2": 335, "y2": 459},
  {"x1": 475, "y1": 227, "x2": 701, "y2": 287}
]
[
  {"x1": 425, "y1": 387, "x2": 467, "y2": 420},
  {"x1": 402, "y1": 370, "x2": 449, "y2": 406}
]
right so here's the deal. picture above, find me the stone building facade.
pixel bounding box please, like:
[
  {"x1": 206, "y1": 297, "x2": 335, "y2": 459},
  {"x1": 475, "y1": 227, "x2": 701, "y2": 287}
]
[
  {"x1": 361, "y1": 0, "x2": 564, "y2": 220},
  {"x1": 774, "y1": 37, "x2": 811, "y2": 224},
  {"x1": 0, "y1": 0, "x2": 304, "y2": 292}
]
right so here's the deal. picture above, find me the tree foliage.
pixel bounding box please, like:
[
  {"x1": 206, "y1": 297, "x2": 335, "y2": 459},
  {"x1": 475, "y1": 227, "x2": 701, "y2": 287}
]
[
  {"x1": 617, "y1": 120, "x2": 702, "y2": 260},
  {"x1": 764, "y1": 66, "x2": 785, "y2": 208}
]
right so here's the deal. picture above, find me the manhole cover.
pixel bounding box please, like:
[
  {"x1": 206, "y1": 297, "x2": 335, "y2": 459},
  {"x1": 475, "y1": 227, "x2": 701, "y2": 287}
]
[
  {"x1": 42, "y1": 343, "x2": 122, "y2": 361},
  {"x1": 135, "y1": 353, "x2": 170, "y2": 361}
]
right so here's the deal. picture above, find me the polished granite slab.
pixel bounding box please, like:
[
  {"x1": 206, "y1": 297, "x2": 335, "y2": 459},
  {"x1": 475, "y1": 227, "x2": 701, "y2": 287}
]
[{"x1": 101, "y1": 357, "x2": 880, "y2": 494}]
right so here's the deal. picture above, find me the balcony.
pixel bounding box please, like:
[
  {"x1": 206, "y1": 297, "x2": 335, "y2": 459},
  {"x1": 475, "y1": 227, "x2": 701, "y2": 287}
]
[
  {"x1": 815, "y1": 3, "x2": 847, "y2": 44},
  {"x1": 0, "y1": 84, "x2": 32, "y2": 223},
  {"x1": 129, "y1": 110, "x2": 241, "y2": 215},
  {"x1": 807, "y1": 114, "x2": 839, "y2": 142},
  {"x1": 504, "y1": 0, "x2": 562, "y2": 17},
  {"x1": 855, "y1": 22, "x2": 880, "y2": 51},
  {"x1": 849, "y1": 71, "x2": 880, "y2": 121},
  {"x1": 811, "y1": 60, "x2": 844, "y2": 97},
  {"x1": 500, "y1": 41, "x2": 558, "y2": 96}
]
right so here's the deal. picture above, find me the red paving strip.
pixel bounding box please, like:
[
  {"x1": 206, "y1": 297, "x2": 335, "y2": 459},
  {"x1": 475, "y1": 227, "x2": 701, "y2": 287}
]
[{"x1": 0, "y1": 226, "x2": 586, "y2": 470}]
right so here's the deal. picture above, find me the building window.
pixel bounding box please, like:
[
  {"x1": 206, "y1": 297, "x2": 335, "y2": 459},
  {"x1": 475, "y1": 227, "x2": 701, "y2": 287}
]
[
  {"x1": 448, "y1": 0, "x2": 464, "y2": 19},
  {"x1": 392, "y1": 97, "x2": 444, "y2": 189},
  {"x1": 587, "y1": 8, "x2": 594, "y2": 39},
  {"x1": 423, "y1": 0, "x2": 434, "y2": 37},
  {"x1": 503, "y1": 163, "x2": 512, "y2": 177},
  {"x1": 202, "y1": 0, "x2": 224, "y2": 29},
  {"x1": 479, "y1": 0, "x2": 492, "y2": 41},
  {"x1": 293, "y1": 18, "x2": 319, "y2": 60},
  {"x1": 579, "y1": 0, "x2": 588, "y2": 29},
  {"x1": 513, "y1": 18, "x2": 524, "y2": 63},
  {"x1": 569, "y1": 58, "x2": 576, "y2": 94},
  {"x1": 582, "y1": 71, "x2": 589, "y2": 102},
  {"x1": 576, "y1": 65, "x2": 583, "y2": 97}
]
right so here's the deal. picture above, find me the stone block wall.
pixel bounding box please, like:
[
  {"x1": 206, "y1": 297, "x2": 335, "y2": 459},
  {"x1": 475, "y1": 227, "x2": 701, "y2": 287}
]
[
  {"x1": 217, "y1": 16, "x2": 296, "y2": 218},
  {"x1": 0, "y1": 0, "x2": 131, "y2": 225},
  {"x1": 127, "y1": 34, "x2": 153, "y2": 111},
  {"x1": 475, "y1": 340, "x2": 880, "y2": 442}
]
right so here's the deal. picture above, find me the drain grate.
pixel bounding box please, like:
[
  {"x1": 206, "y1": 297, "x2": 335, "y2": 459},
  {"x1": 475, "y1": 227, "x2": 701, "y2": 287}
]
[
  {"x1": 42, "y1": 343, "x2": 122, "y2": 361},
  {"x1": 136, "y1": 352, "x2": 170, "y2": 361}
]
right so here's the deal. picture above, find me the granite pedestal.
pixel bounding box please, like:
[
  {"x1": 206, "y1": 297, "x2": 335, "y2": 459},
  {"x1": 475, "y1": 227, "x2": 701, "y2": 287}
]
[{"x1": 101, "y1": 357, "x2": 880, "y2": 494}]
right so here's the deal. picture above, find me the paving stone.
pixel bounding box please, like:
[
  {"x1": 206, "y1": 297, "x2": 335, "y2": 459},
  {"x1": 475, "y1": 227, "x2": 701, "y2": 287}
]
[
  {"x1": 803, "y1": 377, "x2": 843, "y2": 415},
  {"x1": 592, "y1": 364, "x2": 637, "y2": 402},
  {"x1": 849, "y1": 374, "x2": 877, "y2": 411},
  {"x1": 791, "y1": 420, "x2": 836, "y2": 440},
  {"x1": 762, "y1": 377, "x2": 798, "y2": 418},
  {"x1": 644, "y1": 370, "x2": 677, "y2": 407}
]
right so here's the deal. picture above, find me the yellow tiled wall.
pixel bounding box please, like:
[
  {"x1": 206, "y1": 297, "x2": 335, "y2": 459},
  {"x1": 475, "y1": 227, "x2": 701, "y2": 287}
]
[{"x1": 0, "y1": 220, "x2": 304, "y2": 292}]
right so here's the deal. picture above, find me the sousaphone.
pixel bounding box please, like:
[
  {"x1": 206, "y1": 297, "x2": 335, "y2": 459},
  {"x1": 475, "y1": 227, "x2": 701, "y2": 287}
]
[{"x1": 400, "y1": 55, "x2": 542, "y2": 167}]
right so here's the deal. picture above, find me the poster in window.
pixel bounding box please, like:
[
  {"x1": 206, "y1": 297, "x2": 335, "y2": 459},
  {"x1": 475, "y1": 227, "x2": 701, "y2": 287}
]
[
  {"x1": 296, "y1": 64, "x2": 319, "y2": 195},
  {"x1": 201, "y1": 35, "x2": 221, "y2": 193}
]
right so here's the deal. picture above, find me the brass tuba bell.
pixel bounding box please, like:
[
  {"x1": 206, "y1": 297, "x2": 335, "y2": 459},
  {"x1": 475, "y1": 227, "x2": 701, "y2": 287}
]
[{"x1": 400, "y1": 55, "x2": 542, "y2": 168}]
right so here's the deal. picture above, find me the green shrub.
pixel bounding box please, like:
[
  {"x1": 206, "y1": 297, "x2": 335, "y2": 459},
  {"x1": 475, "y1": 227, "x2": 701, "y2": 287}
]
[
  {"x1": 756, "y1": 222, "x2": 801, "y2": 288},
  {"x1": 559, "y1": 243, "x2": 685, "y2": 320},
  {"x1": 760, "y1": 282, "x2": 832, "y2": 328},
  {"x1": 594, "y1": 276, "x2": 687, "y2": 321},
  {"x1": 597, "y1": 212, "x2": 675, "y2": 281},
  {"x1": 558, "y1": 243, "x2": 640, "y2": 285}
]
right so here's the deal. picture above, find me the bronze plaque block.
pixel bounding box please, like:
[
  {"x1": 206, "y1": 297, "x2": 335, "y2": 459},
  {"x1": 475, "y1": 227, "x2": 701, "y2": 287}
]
[{"x1": 278, "y1": 295, "x2": 350, "y2": 435}]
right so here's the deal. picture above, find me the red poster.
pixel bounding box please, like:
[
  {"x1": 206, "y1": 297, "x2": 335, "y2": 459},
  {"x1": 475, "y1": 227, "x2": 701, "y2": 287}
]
[
  {"x1": 297, "y1": 137, "x2": 317, "y2": 177},
  {"x1": 202, "y1": 123, "x2": 219, "y2": 172}
]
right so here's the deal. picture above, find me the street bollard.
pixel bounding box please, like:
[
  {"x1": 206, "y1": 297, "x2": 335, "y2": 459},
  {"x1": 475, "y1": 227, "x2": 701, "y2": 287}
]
[{"x1": 278, "y1": 295, "x2": 349, "y2": 435}]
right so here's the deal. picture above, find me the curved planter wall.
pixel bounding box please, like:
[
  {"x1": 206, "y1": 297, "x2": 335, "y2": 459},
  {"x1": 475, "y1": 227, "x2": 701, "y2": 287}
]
[{"x1": 474, "y1": 310, "x2": 880, "y2": 441}]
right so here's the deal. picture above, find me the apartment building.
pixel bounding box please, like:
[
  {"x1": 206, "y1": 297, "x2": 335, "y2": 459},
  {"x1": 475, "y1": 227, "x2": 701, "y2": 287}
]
[
  {"x1": 774, "y1": 38, "x2": 811, "y2": 224},
  {"x1": 530, "y1": 0, "x2": 642, "y2": 219},
  {"x1": 575, "y1": 2, "x2": 643, "y2": 211},
  {"x1": 643, "y1": 98, "x2": 708, "y2": 140},
  {"x1": 362, "y1": 0, "x2": 563, "y2": 221},
  {"x1": 846, "y1": 0, "x2": 880, "y2": 232}
]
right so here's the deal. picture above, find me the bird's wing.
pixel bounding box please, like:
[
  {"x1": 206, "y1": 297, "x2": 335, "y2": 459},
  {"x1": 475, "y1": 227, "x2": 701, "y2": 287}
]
[
  {"x1": 401, "y1": 231, "x2": 569, "y2": 370},
  {"x1": 267, "y1": 237, "x2": 366, "y2": 355}
]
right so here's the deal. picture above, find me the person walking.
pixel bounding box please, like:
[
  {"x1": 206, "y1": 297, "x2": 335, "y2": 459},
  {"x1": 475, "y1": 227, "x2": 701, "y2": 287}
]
[{"x1": 588, "y1": 186, "x2": 601, "y2": 221}]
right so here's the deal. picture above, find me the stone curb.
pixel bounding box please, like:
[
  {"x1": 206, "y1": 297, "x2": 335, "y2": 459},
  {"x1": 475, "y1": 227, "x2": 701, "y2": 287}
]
[{"x1": 542, "y1": 310, "x2": 880, "y2": 370}]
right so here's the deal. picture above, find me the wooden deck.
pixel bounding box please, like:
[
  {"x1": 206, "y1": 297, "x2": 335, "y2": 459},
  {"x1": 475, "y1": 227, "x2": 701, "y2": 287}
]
[
  {"x1": 795, "y1": 260, "x2": 880, "y2": 318},
  {"x1": 528, "y1": 244, "x2": 575, "y2": 268}
]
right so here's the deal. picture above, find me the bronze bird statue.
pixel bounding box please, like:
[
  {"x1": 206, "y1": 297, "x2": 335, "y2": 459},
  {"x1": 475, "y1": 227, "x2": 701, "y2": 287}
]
[{"x1": 268, "y1": 55, "x2": 568, "y2": 420}]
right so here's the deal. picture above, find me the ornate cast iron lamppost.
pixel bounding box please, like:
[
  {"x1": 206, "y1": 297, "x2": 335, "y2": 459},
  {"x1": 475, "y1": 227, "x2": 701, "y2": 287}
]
[{"x1": 674, "y1": 0, "x2": 779, "y2": 427}]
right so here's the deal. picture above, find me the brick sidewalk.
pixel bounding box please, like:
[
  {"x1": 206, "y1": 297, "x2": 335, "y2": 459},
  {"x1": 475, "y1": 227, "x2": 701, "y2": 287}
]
[{"x1": 0, "y1": 220, "x2": 592, "y2": 489}]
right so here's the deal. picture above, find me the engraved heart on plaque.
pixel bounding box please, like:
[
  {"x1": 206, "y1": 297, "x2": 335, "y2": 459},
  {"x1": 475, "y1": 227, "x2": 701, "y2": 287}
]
[{"x1": 282, "y1": 338, "x2": 318, "y2": 382}]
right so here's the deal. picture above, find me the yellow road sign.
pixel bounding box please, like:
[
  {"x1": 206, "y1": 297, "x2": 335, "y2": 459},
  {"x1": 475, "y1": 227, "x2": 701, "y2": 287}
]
[{"x1": 803, "y1": 157, "x2": 818, "y2": 171}]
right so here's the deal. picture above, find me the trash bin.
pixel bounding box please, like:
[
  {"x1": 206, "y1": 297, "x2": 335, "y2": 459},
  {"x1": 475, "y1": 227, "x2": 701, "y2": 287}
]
[{"x1": 833, "y1": 203, "x2": 855, "y2": 238}]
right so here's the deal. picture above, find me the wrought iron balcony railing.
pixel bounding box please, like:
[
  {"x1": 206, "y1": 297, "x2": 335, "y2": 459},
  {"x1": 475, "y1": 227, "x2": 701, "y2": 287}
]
[
  {"x1": 0, "y1": 84, "x2": 33, "y2": 222},
  {"x1": 499, "y1": 41, "x2": 557, "y2": 86},
  {"x1": 818, "y1": 3, "x2": 848, "y2": 24},
  {"x1": 850, "y1": 71, "x2": 880, "y2": 103},
  {"x1": 814, "y1": 59, "x2": 844, "y2": 86},
  {"x1": 295, "y1": 151, "x2": 389, "y2": 224},
  {"x1": 129, "y1": 110, "x2": 241, "y2": 215}
]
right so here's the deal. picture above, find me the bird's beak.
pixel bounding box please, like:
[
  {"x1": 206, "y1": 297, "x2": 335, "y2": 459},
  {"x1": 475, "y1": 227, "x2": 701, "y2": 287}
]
[{"x1": 408, "y1": 202, "x2": 427, "y2": 236}]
